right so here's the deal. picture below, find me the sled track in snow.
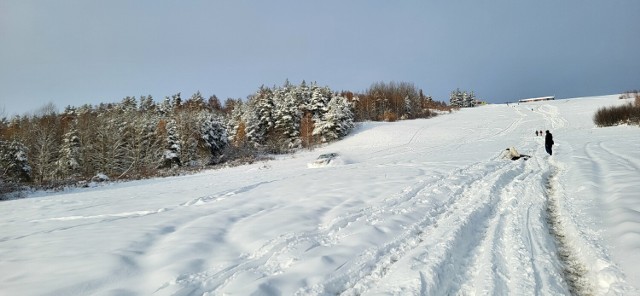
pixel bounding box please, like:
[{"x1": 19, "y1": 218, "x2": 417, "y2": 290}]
[
  {"x1": 162, "y1": 161, "x2": 522, "y2": 295},
  {"x1": 297, "y1": 161, "x2": 523, "y2": 295},
  {"x1": 161, "y1": 172, "x2": 445, "y2": 294},
  {"x1": 545, "y1": 162, "x2": 593, "y2": 296},
  {"x1": 162, "y1": 157, "x2": 593, "y2": 295}
]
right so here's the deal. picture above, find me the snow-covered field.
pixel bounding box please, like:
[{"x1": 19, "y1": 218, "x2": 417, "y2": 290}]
[{"x1": 2, "y1": 95, "x2": 639, "y2": 295}]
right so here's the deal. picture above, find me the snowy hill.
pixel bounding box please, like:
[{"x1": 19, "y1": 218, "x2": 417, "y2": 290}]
[{"x1": 1, "y1": 95, "x2": 639, "y2": 295}]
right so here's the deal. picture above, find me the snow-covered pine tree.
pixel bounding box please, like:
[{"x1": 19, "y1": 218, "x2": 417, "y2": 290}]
[
  {"x1": 158, "y1": 96, "x2": 173, "y2": 116},
  {"x1": 85, "y1": 104, "x2": 122, "y2": 177},
  {"x1": 450, "y1": 89, "x2": 477, "y2": 108},
  {"x1": 308, "y1": 83, "x2": 330, "y2": 118},
  {"x1": 199, "y1": 112, "x2": 228, "y2": 164},
  {"x1": 449, "y1": 88, "x2": 463, "y2": 108},
  {"x1": 56, "y1": 114, "x2": 82, "y2": 179},
  {"x1": 129, "y1": 109, "x2": 163, "y2": 176},
  {"x1": 313, "y1": 94, "x2": 354, "y2": 143},
  {"x1": 162, "y1": 119, "x2": 181, "y2": 168},
  {"x1": 226, "y1": 100, "x2": 246, "y2": 146},
  {"x1": 73, "y1": 105, "x2": 96, "y2": 178},
  {"x1": 334, "y1": 95, "x2": 355, "y2": 138},
  {"x1": 173, "y1": 109, "x2": 199, "y2": 167},
  {"x1": 0, "y1": 140, "x2": 32, "y2": 182},
  {"x1": 272, "y1": 84, "x2": 303, "y2": 152},
  {"x1": 172, "y1": 93, "x2": 182, "y2": 110},
  {"x1": 307, "y1": 83, "x2": 332, "y2": 142},
  {"x1": 296, "y1": 80, "x2": 312, "y2": 104},
  {"x1": 138, "y1": 95, "x2": 155, "y2": 113},
  {"x1": 403, "y1": 95, "x2": 413, "y2": 119},
  {"x1": 187, "y1": 91, "x2": 206, "y2": 110},
  {"x1": 463, "y1": 91, "x2": 476, "y2": 108},
  {"x1": 245, "y1": 86, "x2": 274, "y2": 148}
]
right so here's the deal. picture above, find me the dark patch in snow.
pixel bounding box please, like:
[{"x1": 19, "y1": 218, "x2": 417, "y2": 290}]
[{"x1": 544, "y1": 164, "x2": 594, "y2": 296}]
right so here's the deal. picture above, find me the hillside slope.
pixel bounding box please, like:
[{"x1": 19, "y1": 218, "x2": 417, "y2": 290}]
[{"x1": 1, "y1": 95, "x2": 639, "y2": 295}]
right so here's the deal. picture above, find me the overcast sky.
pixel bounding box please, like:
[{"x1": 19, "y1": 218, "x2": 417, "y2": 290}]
[{"x1": 2, "y1": 0, "x2": 639, "y2": 116}]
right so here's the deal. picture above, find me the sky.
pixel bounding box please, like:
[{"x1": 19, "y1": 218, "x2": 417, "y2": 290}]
[{"x1": 1, "y1": 0, "x2": 639, "y2": 116}]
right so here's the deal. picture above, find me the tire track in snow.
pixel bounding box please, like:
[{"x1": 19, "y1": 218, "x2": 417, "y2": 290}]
[
  {"x1": 162, "y1": 147, "x2": 601, "y2": 295},
  {"x1": 358, "y1": 153, "x2": 571, "y2": 296},
  {"x1": 420, "y1": 161, "x2": 531, "y2": 295},
  {"x1": 545, "y1": 160, "x2": 594, "y2": 296},
  {"x1": 457, "y1": 162, "x2": 536, "y2": 295},
  {"x1": 435, "y1": 151, "x2": 582, "y2": 296},
  {"x1": 165, "y1": 161, "x2": 511, "y2": 295},
  {"x1": 298, "y1": 161, "x2": 527, "y2": 295}
]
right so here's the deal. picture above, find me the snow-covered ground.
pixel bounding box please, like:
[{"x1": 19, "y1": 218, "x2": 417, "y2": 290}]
[{"x1": 2, "y1": 95, "x2": 639, "y2": 295}]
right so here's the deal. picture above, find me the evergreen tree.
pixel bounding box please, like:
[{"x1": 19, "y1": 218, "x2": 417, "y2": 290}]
[
  {"x1": 313, "y1": 95, "x2": 354, "y2": 143},
  {"x1": 57, "y1": 117, "x2": 82, "y2": 179},
  {"x1": 138, "y1": 95, "x2": 155, "y2": 113},
  {"x1": 162, "y1": 119, "x2": 181, "y2": 168},
  {"x1": 172, "y1": 93, "x2": 182, "y2": 110},
  {"x1": 450, "y1": 89, "x2": 476, "y2": 108},
  {"x1": 199, "y1": 112, "x2": 228, "y2": 163},
  {"x1": 226, "y1": 100, "x2": 245, "y2": 146},
  {"x1": 188, "y1": 91, "x2": 206, "y2": 110},
  {"x1": 308, "y1": 83, "x2": 330, "y2": 118},
  {"x1": 449, "y1": 88, "x2": 463, "y2": 108},
  {"x1": 403, "y1": 95, "x2": 413, "y2": 119},
  {"x1": 158, "y1": 96, "x2": 173, "y2": 116},
  {"x1": 463, "y1": 91, "x2": 476, "y2": 108},
  {"x1": 129, "y1": 110, "x2": 163, "y2": 176},
  {"x1": 273, "y1": 84, "x2": 303, "y2": 151},
  {"x1": 172, "y1": 109, "x2": 199, "y2": 166},
  {"x1": 0, "y1": 140, "x2": 32, "y2": 182},
  {"x1": 296, "y1": 80, "x2": 312, "y2": 104},
  {"x1": 245, "y1": 86, "x2": 274, "y2": 147}
]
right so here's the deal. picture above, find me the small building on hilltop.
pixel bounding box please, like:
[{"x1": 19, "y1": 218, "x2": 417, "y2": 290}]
[{"x1": 519, "y1": 96, "x2": 555, "y2": 103}]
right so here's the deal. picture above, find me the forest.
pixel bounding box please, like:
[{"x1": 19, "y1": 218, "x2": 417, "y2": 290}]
[{"x1": 0, "y1": 81, "x2": 455, "y2": 197}]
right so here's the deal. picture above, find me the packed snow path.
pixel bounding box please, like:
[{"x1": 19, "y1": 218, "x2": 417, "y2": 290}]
[{"x1": 1, "y1": 96, "x2": 639, "y2": 295}]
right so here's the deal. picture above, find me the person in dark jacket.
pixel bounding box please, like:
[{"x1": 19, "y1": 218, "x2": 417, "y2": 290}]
[{"x1": 545, "y1": 130, "x2": 554, "y2": 155}]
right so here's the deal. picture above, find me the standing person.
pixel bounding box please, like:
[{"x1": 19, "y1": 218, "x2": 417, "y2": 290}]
[
  {"x1": 535, "y1": 131, "x2": 539, "y2": 136},
  {"x1": 545, "y1": 130, "x2": 554, "y2": 155}
]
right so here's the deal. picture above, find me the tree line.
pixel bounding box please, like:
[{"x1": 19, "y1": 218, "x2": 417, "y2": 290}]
[{"x1": 1, "y1": 80, "x2": 454, "y2": 197}]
